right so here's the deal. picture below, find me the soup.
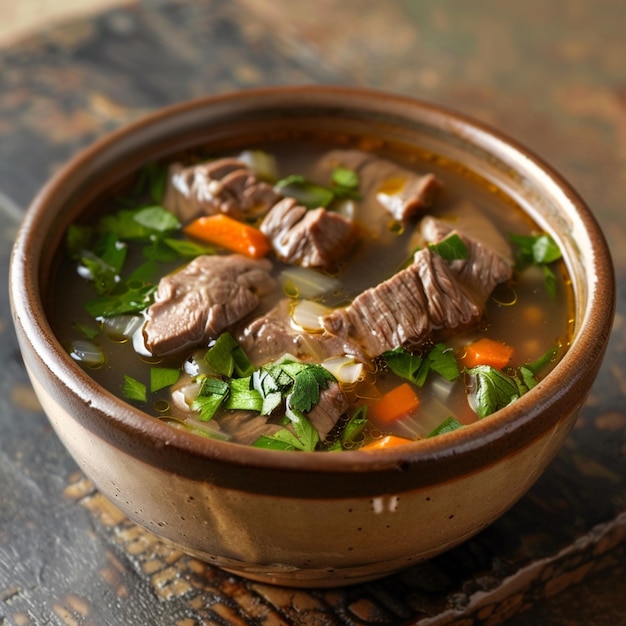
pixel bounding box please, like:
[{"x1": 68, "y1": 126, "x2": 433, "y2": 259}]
[{"x1": 51, "y1": 137, "x2": 574, "y2": 452}]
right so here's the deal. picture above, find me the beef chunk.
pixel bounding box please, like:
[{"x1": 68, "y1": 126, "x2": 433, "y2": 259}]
[
  {"x1": 163, "y1": 158, "x2": 282, "y2": 222},
  {"x1": 144, "y1": 254, "x2": 276, "y2": 356},
  {"x1": 237, "y1": 299, "x2": 364, "y2": 367},
  {"x1": 420, "y1": 214, "x2": 513, "y2": 300},
  {"x1": 307, "y1": 382, "x2": 351, "y2": 440},
  {"x1": 322, "y1": 247, "x2": 483, "y2": 358},
  {"x1": 219, "y1": 410, "x2": 284, "y2": 446},
  {"x1": 260, "y1": 197, "x2": 355, "y2": 272},
  {"x1": 315, "y1": 149, "x2": 442, "y2": 222}
]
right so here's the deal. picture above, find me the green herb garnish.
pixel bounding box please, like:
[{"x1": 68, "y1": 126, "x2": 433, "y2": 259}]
[
  {"x1": 510, "y1": 232, "x2": 562, "y2": 299},
  {"x1": 150, "y1": 367, "x2": 181, "y2": 393},
  {"x1": 465, "y1": 364, "x2": 537, "y2": 418},
  {"x1": 428, "y1": 416, "x2": 463, "y2": 437},
  {"x1": 381, "y1": 344, "x2": 460, "y2": 387},
  {"x1": 428, "y1": 233, "x2": 469, "y2": 261},
  {"x1": 122, "y1": 375, "x2": 147, "y2": 403},
  {"x1": 275, "y1": 167, "x2": 361, "y2": 209}
]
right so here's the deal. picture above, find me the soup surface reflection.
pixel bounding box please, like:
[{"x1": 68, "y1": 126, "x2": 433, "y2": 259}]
[{"x1": 51, "y1": 138, "x2": 574, "y2": 451}]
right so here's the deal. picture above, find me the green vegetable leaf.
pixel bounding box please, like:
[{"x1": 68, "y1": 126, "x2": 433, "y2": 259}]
[
  {"x1": 331, "y1": 167, "x2": 359, "y2": 190},
  {"x1": 286, "y1": 407, "x2": 320, "y2": 451},
  {"x1": 79, "y1": 251, "x2": 120, "y2": 296},
  {"x1": 428, "y1": 343, "x2": 461, "y2": 381},
  {"x1": 98, "y1": 209, "x2": 153, "y2": 241},
  {"x1": 163, "y1": 237, "x2": 217, "y2": 258},
  {"x1": 341, "y1": 405, "x2": 369, "y2": 445},
  {"x1": 466, "y1": 365, "x2": 524, "y2": 418},
  {"x1": 122, "y1": 375, "x2": 147, "y2": 403},
  {"x1": 73, "y1": 323, "x2": 100, "y2": 340},
  {"x1": 275, "y1": 175, "x2": 335, "y2": 209},
  {"x1": 428, "y1": 416, "x2": 463, "y2": 437},
  {"x1": 382, "y1": 344, "x2": 459, "y2": 387},
  {"x1": 134, "y1": 206, "x2": 181, "y2": 233},
  {"x1": 253, "y1": 430, "x2": 303, "y2": 451},
  {"x1": 205, "y1": 332, "x2": 254, "y2": 378},
  {"x1": 226, "y1": 377, "x2": 263, "y2": 411},
  {"x1": 150, "y1": 367, "x2": 180, "y2": 393},
  {"x1": 290, "y1": 365, "x2": 334, "y2": 414},
  {"x1": 381, "y1": 346, "x2": 429, "y2": 386},
  {"x1": 85, "y1": 283, "x2": 156, "y2": 318},
  {"x1": 428, "y1": 233, "x2": 469, "y2": 261},
  {"x1": 510, "y1": 232, "x2": 562, "y2": 299},
  {"x1": 192, "y1": 376, "x2": 230, "y2": 421},
  {"x1": 66, "y1": 224, "x2": 93, "y2": 259},
  {"x1": 525, "y1": 346, "x2": 557, "y2": 375}
]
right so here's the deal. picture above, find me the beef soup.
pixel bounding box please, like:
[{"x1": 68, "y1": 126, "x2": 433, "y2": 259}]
[{"x1": 51, "y1": 138, "x2": 574, "y2": 452}]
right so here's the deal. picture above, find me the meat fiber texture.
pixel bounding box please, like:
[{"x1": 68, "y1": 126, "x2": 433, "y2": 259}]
[{"x1": 143, "y1": 254, "x2": 276, "y2": 356}]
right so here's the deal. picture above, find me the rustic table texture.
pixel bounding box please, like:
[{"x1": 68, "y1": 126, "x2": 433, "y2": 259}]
[{"x1": 1, "y1": 1, "x2": 625, "y2": 625}]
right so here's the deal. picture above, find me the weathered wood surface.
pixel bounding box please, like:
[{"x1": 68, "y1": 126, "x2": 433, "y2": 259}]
[{"x1": 1, "y1": 1, "x2": 625, "y2": 624}]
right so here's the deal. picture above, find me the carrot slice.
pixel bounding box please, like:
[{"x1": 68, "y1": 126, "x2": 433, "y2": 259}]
[
  {"x1": 183, "y1": 214, "x2": 270, "y2": 259},
  {"x1": 370, "y1": 382, "x2": 420, "y2": 426},
  {"x1": 361, "y1": 435, "x2": 413, "y2": 450},
  {"x1": 460, "y1": 337, "x2": 514, "y2": 370}
]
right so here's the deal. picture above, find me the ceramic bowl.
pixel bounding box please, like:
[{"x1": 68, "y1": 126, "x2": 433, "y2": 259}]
[{"x1": 9, "y1": 86, "x2": 615, "y2": 587}]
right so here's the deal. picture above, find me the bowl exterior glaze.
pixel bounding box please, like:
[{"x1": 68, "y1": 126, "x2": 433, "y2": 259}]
[{"x1": 10, "y1": 87, "x2": 615, "y2": 587}]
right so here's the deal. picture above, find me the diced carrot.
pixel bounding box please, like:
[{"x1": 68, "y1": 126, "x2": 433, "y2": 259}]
[
  {"x1": 369, "y1": 382, "x2": 420, "y2": 426},
  {"x1": 361, "y1": 435, "x2": 413, "y2": 450},
  {"x1": 460, "y1": 337, "x2": 514, "y2": 370},
  {"x1": 183, "y1": 214, "x2": 270, "y2": 259}
]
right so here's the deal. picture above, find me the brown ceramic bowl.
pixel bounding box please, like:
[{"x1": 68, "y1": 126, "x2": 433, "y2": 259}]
[{"x1": 9, "y1": 86, "x2": 615, "y2": 587}]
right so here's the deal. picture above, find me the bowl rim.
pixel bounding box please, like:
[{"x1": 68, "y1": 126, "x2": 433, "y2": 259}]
[{"x1": 9, "y1": 84, "x2": 616, "y2": 476}]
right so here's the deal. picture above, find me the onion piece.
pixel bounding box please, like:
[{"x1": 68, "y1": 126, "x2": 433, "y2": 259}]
[
  {"x1": 68, "y1": 340, "x2": 105, "y2": 367},
  {"x1": 322, "y1": 356, "x2": 364, "y2": 385},
  {"x1": 103, "y1": 314, "x2": 144, "y2": 341},
  {"x1": 237, "y1": 150, "x2": 278, "y2": 181},
  {"x1": 281, "y1": 266, "x2": 341, "y2": 299},
  {"x1": 291, "y1": 299, "x2": 331, "y2": 332}
]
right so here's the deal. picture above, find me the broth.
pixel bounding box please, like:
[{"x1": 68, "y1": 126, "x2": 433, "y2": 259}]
[{"x1": 50, "y1": 137, "x2": 574, "y2": 451}]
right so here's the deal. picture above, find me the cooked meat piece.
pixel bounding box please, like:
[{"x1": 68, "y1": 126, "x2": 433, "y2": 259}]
[
  {"x1": 420, "y1": 213, "x2": 513, "y2": 300},
  {"x1": 163, "y1": 158, "x2": 282, "y2": 222},
  {"x1": 306, "y1": 382, "x2": 351, "y2": 440},
  {"x1": 219, "y1": 410, "x2": 284, "y2": 446},
  {"x1": 144, "y1": 254, "x2": 276, "y2": 356},
  {"x1": 260, "y1": 197, "x2": 355, "y2": 272},
  {"x1": 315, "y1": 149, "x2": 442, "y2": 222},
  {"x1": 237, "y1": 299, "x2": 365, "y2": 367},
  {"x1": 322, "y1": 247, "x2": 483, "y2": 358}
]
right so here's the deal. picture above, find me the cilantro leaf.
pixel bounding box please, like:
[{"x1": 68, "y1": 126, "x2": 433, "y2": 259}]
[
  {"x1": 428, "y1": 233, "x2": 469, "y2": 261},
  {"x1": 289, "y1": 365, "x2": 334, "y2": 413},
  {"x1": 122, "y1": 375, "x2": 147, "y2": 403}
]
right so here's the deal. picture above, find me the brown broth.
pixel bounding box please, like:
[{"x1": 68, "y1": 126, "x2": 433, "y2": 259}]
[{"x1": 50, "y1": 138, "x2": 575, "y2": 449}]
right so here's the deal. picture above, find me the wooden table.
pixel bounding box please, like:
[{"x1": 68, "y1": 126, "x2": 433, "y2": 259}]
[{"x1": 1, "y1": 1, "x2": 625, "y2": 624}]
